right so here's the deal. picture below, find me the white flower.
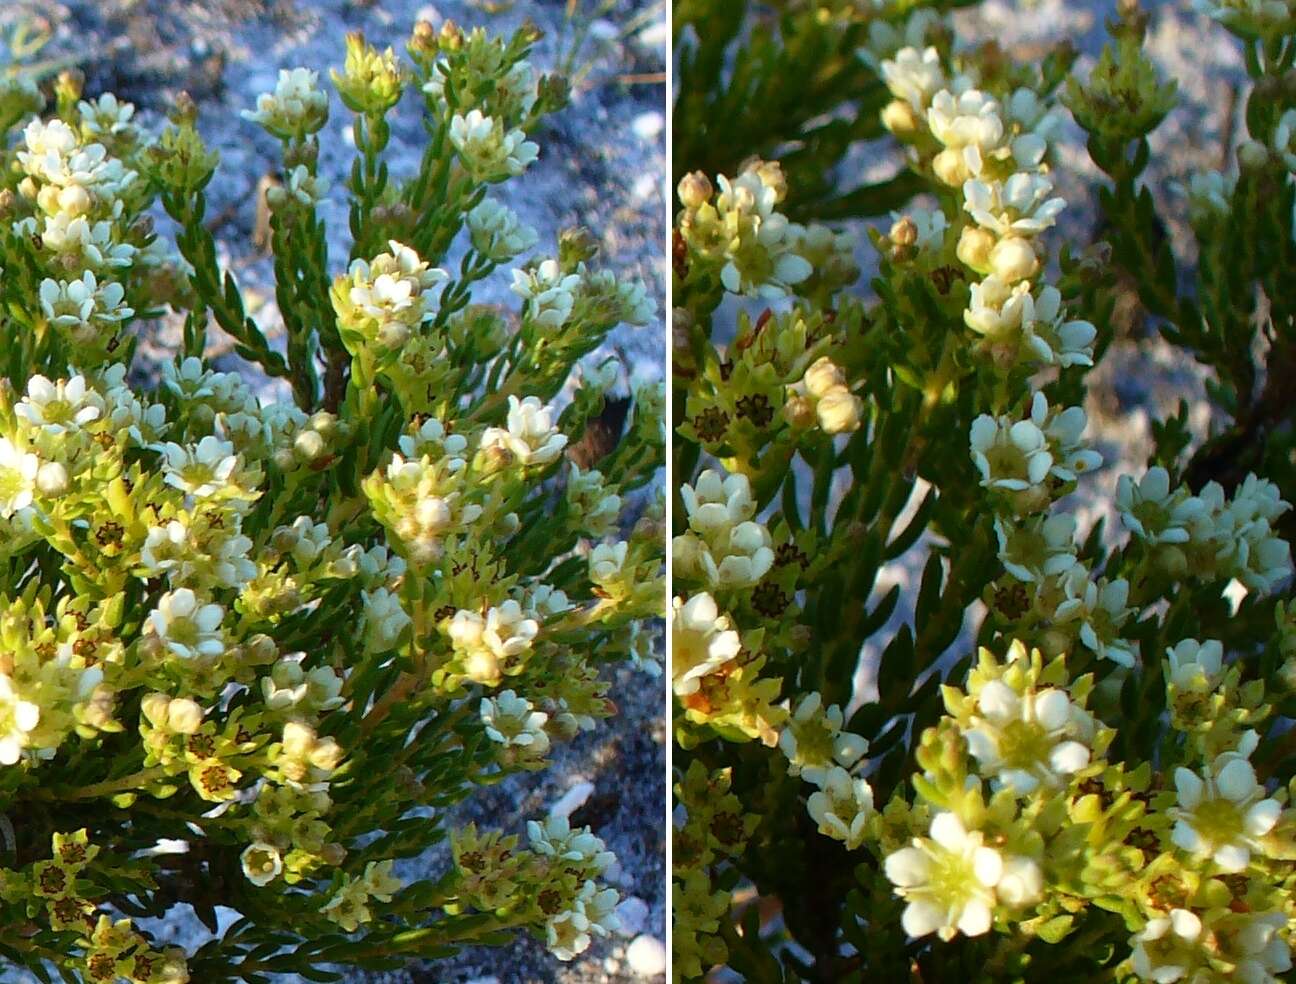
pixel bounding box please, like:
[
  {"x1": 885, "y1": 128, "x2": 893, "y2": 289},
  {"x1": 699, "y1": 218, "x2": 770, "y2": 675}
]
[
  {"x1": 806, "y1": 766, "x2": 874, "y2": 850},
  {"x1": 39, "y1": 272, "x2": 133, "y2": 345},
  {"x1": 1165, "y1": 638, "x2": 1225, "y2": 693},
  {"x1": 1130, "y1": 908, "x2": 1204, "y2": 983},
  {"x1": 996, "y1": 856, "x2": 1044, "y2": 908},
  {"x1": 578, "y1": 879, "x2": 620, "y2": 939},
  {"x1": 528, "y1": 815, "x2": 615, "y2": 872},
  {"x1": 30, "y1": 213, "x2": 136, "y2": 270},
  {"x1": 1233, "y1": 911, "x2": 1293, "y2": 983},
  {"x1": 779, "y1": 692, "x2": 869, "y2": 784},
  {"x1": 699, "y1": 520, "x2": 775, "y2": 589},
  {"x1": 927, "y1": 89, "x2": 1006, "y2": 185},
  {"x1": 1022, "y1": 286, "x2": 1097, "y2": 368},
  {"x1": 615, "y1": 278, "x2": 656, "y2": 325},
  {"x1": 964, "y1": 279, "x2": 1095, "y2": 369},
  {"x1": 467, "y1": 197, "x2": 538, "y2": 261},
  {"x1": 241, "y1": 67, "x2": 329, "y2": 139},
  {"x1": 268, "y1": 164, "x2": 330, "y2": 208},
  {"x1": 884, "y1": 812, "x2": 1004, "y2": 941},
  {"x1": 35, "y1": 462, "x2": 67, "y2": 498},
  {"x1": 965, "y1": 679, "x2": 1093, "y2": 795},
  {"x1": 681, "y1": 469, "x2": 758, "y2": 533},
  {"x1": 546, "y1": 906, "x2": 593, "y2": 962},
  {"x1": 480, "y1": 690, "x2": 550, "y2": 757},
  {"x1": 995, "y1": 513, "x2": 1077, "y2": 583},
  {"x1": 1003, "y1": 87, "x2": 1059, "y2": 167},
  {"x1": 15, "y1": 374, "x2": 104, "y2": 436},
  {"x1": 963, "y1": 173, "x2": 1065, "y2": 238},
  {"x1": 480, "y1": 395, "x2": 568, "y2": 466},
  {"x1": 1055, "y1": 565, "x2": 1136, "y2": 666},
  {"x1": 1117, "y1": 467, "x2": 1205, "y2": 545},
  {"x1": 969, "y1": 413, "x2": 1051, "y2": 495},
  {"x1": 1033, "y1": 392, "x2": 1102, "y2": 482},
  {"x1": 589, "y1": 540, "x2": 629, "y2": 585},
  {"x1": 510, "y1": 259, "x2": 580, "y2": 329},
  {"x1": 0, "y1": 674, "x2": 39, "y2": 765},
  {"x1": 362, "y1": 587, "x2": 411, "y2": 653},
  {"x1": 712, "y1": 170, "x2": 812, "y2": 298},
  {"x1": 261, "y1": 660, "x2": 310, "y2": 710},
  {"x1": 449, "y1": 601, "x2": 540, "y2": 685},
  {"x1": 398, "y1": 416, "x2": 469, "y2": 462},
  {"x1": 161, "y1": 436, "x2": 239, "y2": 499},
  {"x1": 0, "y1": 438, "x2": 39, "y2": 517},
  {"x1": 344, "y1": 241, "x2": 448, "y2": 348},
  {"x1": 241, "y1": 842, "x2": 284, "y2": 887},
  {"x1": 1171, "y1": 733, "x2": 1280, "y2": 872},
  {"x1": 148, "y1": 588, "x2": 226, "y2": 660},
  {"x1": 671, "y1": 593, "x2": 741, "y2": 697},
  {"x1": 78, "y1": 93, "x2": 137, "y2": 141},
  {"x1": 449, "y1": 110, "x2": 538, "y2": 180},
  {"x1": 880, "y1": 45, "x2": 946, "y2": 111}
]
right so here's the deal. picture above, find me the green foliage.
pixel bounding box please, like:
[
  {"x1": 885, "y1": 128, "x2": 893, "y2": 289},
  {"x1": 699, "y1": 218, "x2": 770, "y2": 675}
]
[{"x1": 0, "y1": 16, "x2": 662, "y2": 982}]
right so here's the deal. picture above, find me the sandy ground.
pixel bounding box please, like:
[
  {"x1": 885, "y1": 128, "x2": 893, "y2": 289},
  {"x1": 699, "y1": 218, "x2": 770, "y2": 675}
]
[{"x1": 0, "y1": 0, "x2": 666, "y2": 982}]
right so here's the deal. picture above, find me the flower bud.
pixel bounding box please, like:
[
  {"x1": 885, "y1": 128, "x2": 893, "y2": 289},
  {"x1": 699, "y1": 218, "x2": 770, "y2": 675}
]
[
  {"x1": 742, "y1": 158, "x2": 787, "y2": 202},
  {"x1": 167, "y1": 698, "x2": 204, "y2": 735},
  {"x1": 803, "y1": 357, "x2": 846, "y2": 399},
  {"x1": 816, "y1": 386, "x2": 863, "y2": 434},
  {"x1": 677, "y1": 171, "x2": 713, "y2": 209},
  {"x1": 931, "y1": 148, "x2": 967, "y2": 187},
  {"x1": 989, "y1": 236, "x2": 1039, "y2": 283},
  {"x1": 464, "y1": 649, "x2": 501, "y2": 686},
  {"x1": 294, "y1": 429, "x2": 326, "y2": 462},
  {"x1": 784, "y1": 394, "x2": 817, "y2": 429},
  {"x1": 246, "y1": 634, "x2": 278, "y2": 665},
  {"x1": 141, "y1": 693, "x2": 172, "y2": 729},
  {"x1": 956, "y1": 226, "x2": 996, "y2": 272},
  {"x1": 889, "y1": 217, "x2": 918, "y2": 249},
  {"x1": 881, "y1": 99, "x2": 921, "y2": 137},
  {"x1": 36, "y1": 461, "x2": 68, "y2": 497}
]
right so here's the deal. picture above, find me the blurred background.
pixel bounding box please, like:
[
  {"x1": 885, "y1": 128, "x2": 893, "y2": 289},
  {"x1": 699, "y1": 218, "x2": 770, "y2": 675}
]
[{"x1": 0, "y1": 1, "x2": 667, "y2": 982}]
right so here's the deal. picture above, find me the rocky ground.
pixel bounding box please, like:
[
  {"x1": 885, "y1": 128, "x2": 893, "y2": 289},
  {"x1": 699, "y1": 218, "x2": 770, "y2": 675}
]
[{"x1": 0, "y1": 0, "x2": 666, "y2": 982}]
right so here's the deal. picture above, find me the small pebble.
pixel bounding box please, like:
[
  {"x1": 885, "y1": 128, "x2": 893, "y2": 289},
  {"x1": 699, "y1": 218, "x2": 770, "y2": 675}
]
[
  {"x1": 615, "y1": 896, "x2": 649, "y2": 937},
  {"x1": 632, "y1": 111, "x2": 664, "y2": 141},
  {"x1": 627, "y1": 935, "x2": 667, "y2": 977}
]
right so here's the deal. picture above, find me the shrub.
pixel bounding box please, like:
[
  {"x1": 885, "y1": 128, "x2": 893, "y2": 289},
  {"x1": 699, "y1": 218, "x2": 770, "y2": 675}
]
[
  {"x1": 0, "y1": 16, "x2": 663, "y2": 982},
  {"x1": 672, "y1": 1, "x2": 1296, "y2": 981}
]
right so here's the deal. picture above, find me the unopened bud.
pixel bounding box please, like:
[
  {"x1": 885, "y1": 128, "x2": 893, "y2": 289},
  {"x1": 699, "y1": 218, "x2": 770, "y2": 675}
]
[
  {"x1": 889, "y1": 217, "x2": 918, "y2": 249},
  {"x1": 956, "y1": 226, "x2": 996, "y2": 272},
  {"x1": 677, "y1": 171, "x2": 713, "y2": 209},
  {"x1": 882, "y1": 99, "x2": 921, "y2": 137}
]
